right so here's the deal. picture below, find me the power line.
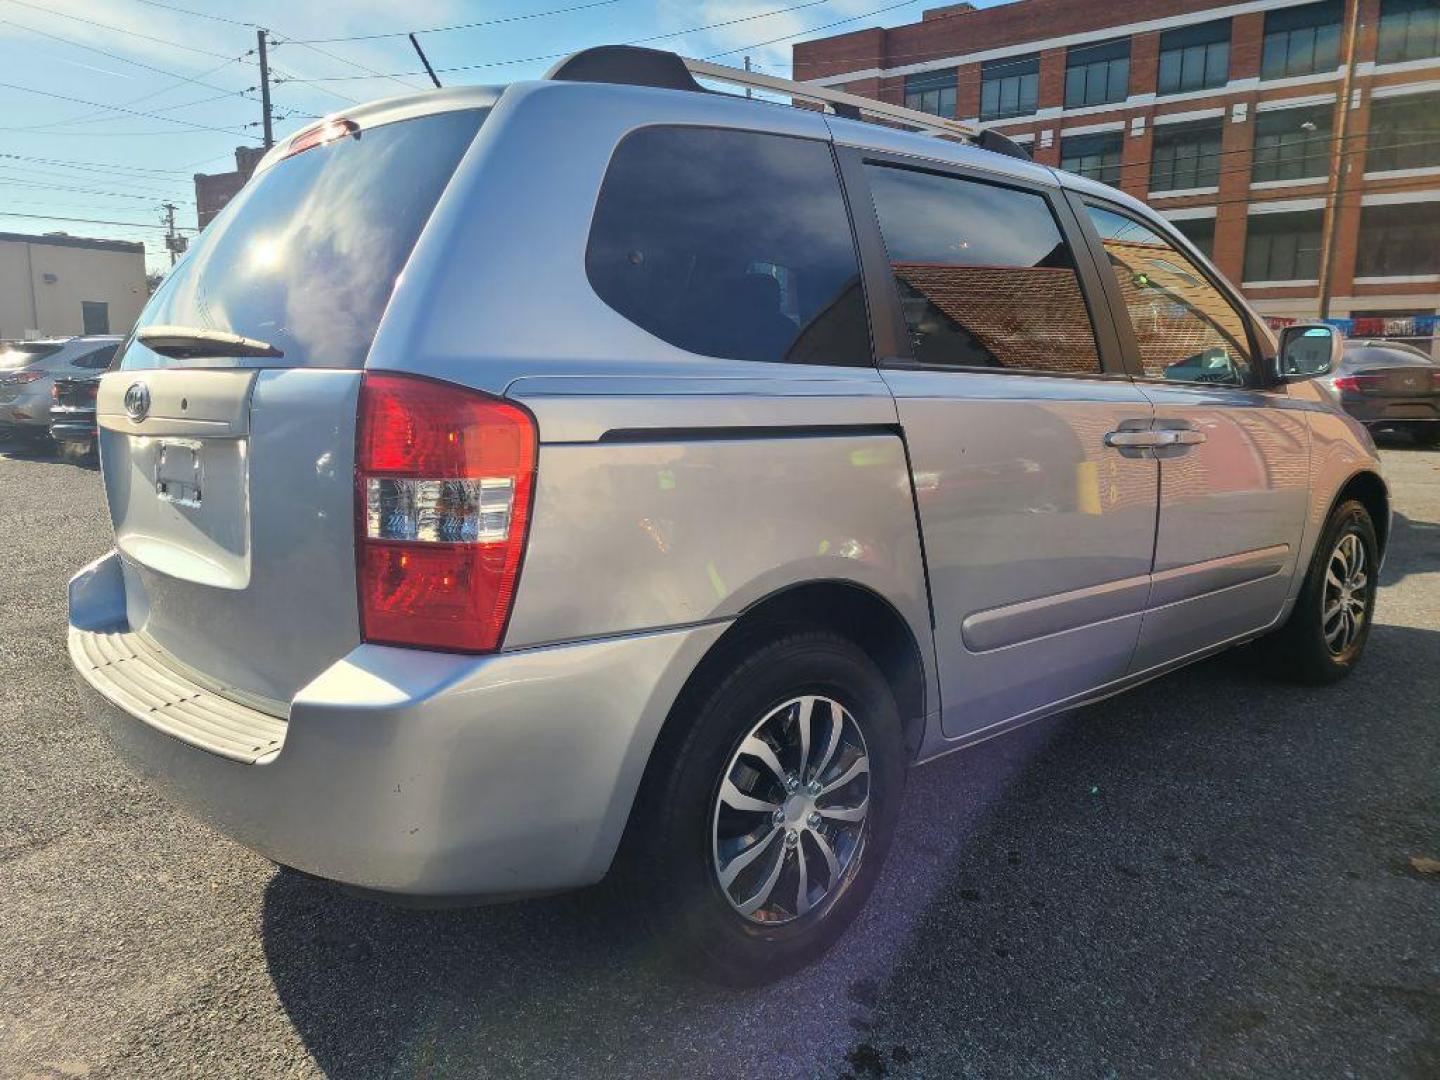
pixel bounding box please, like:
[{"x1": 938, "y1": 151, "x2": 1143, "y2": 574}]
[
  {"x1": 279, "y1": 0, "x2": 624, "y2": 44},
  {"x1": 0, "y1": 152, "x2": 201, "y2": 176},
  {"x1": 124, "y1": 0, "x2": 257, "y2": 27},
  {"x1": 0, "y1": 175, "x2": 195, "y2": 203},
  {"x1": 704, "y1": 0, "x2": 924, "y2": 60},
  {"x1": 271, "y1": 0, "x2": 876, "y2": 84},
  {"x1": 0, "y1": 209, "x2": 196, "y2": 231},
  {"x1": 0, "y1": 79, "x2": 259, "y2": 139},
  {"x1": 0, "y1": 0, "x2": 238, "y2": 59}
]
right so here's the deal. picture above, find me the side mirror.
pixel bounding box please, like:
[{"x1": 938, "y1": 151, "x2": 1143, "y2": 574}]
[{"x1": 1275, "y1": 322, "x2": 1343, "y2": 381}]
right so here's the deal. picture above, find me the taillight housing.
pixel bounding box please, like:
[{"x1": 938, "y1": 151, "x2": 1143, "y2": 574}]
[
  {"x1": 1332, "y1": 374, "x2": 1385, "y2": 393},
  {"x1": 355, "y1": 372, "x2": 537, "y2": 653},
  {"x1": 7, "y1": 370, "x2": 44, "y2": 385}
]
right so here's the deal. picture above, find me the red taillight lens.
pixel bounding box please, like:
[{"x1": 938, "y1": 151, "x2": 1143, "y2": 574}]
[
  {"x1": 1333, "y1": 374, "x2": 1385, "y2": 392},
  {"x1": 355, "y1": 372, "x2": 536, "y2": 653},
  {"x1": 8, "y1": 370, "x2": 44, "y2": 385}
]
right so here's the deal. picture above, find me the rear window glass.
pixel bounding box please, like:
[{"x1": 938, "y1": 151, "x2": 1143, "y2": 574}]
[
  {"x1": 124, "y1": 109, "x2": 486, "y2": 371},
  {"x1": 0, "y1": 343, "x2": 62, "y2": 370},
  {"x1": 586, "y1": 126, "x2": 870, "y2": 366}
]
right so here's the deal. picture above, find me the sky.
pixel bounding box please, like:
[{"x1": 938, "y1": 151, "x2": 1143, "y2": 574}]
[{"x1": 0, "y1": 0, "x2": 1000, "y2": 273}]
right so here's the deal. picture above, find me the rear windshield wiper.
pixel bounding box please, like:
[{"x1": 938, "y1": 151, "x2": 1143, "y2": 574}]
[{"x1": 136, "y1": 325, "x2": 284, "y2": 360}]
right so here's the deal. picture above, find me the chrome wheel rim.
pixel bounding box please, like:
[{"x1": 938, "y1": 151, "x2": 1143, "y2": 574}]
[
  {"x1": 1322, "y1": 531, "x2": 1369, "y2": 655},
  {"x1": 711, "y1": 695, "x2": 870, "y2": 925}
]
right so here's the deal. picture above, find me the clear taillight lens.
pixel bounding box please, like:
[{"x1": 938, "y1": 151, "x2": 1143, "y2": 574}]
[{"x1": 355, "y1": 372, "x2": 537, "y2": 653}]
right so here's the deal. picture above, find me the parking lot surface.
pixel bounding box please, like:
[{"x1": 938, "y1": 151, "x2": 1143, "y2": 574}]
[{"x1": 1, "y1": 437, "x2": 1436, "y2": 1079}]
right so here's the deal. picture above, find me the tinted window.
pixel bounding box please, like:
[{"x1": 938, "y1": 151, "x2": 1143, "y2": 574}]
[
  {"x1": 73, "y1": 345, "x2": 118, "y2": 369},
  {"x1": 1065, "y1": 38, "x2": 1130, "y2": 108},
  {"x1": 1377, "y1": 0, "x2": 1439, "y2": 62},
  {"x1": 1243, "y1": 210, "x2": 1324, "y2": 281},
  {"x1": 1158, "y1": 20, "x2": 1231, "y2": 94},
  {"x1": 1262, "y1": 0, "x2": 1343, "y2": 79},
  {"x1": 1060, "y1": 131, "x2": 1124, "y2": 186},
  {"x1": 1357, "y1": 202, "x2": 1440, "y2": 277},
  {"x1": 1366, "y1": 92, "x2": 1440, "y2": 173},
  {"x1": 128, "y1": 109, "x2": 486, "y2": 371},
  {"x1": 586, "y1": 127, "x2": 869, "y2": 366},
  {"x1": 1172, "y1": 216, "x2": 1216, "y2": 259},
  {"x1": 980, "y1": 55, "x2": 1040, "y2": 120},
  {"x1": 867, "y1": 166, "x2": 1102, "y2": 375},
  {"x1": 905, "y1": 69, "x2": 957, "y2": 117},
  {"x1": 1085, "y1": 205, "x2": 1253, "y2": 386},
  {"x1": 1252, "y1": 105, "x2": 1333, "y2": 182},
  {"x1": 1150, "y1": 119, "x2": 1223, "y2": 192}
]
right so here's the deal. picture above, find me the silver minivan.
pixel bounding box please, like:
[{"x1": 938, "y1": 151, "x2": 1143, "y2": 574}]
[{"x1": 68, "y1": 47, "x2": 1388, "y2": 985}]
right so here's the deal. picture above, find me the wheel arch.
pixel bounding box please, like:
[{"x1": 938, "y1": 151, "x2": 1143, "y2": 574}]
[
  {"x1": 649, "y1": 579, "x2": 931, "y2": 774},
  {"x1": 1332, "y1": 469, "x2": 1390, "y2": 559}
]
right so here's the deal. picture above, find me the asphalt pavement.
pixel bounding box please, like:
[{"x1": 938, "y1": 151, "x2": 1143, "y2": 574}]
[{"x1": 1, "y1": 435, "x2": 1436, "y2": 1079}]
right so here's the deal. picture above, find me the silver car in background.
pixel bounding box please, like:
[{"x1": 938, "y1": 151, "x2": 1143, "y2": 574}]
[
  {"x1": 68, "y1": 46, "x2": 1388, "y2": 986},
  {"x1": 0, "y1": 336, "x2": 120, "y2": 443}
]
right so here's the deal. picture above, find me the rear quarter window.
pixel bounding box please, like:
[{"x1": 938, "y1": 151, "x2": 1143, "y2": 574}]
[{"x1": 586, "y1": 126, "x2": 871, "y2": 366}]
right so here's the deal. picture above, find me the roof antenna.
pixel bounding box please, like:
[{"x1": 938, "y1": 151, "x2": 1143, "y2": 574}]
[{"x1": 409, "y1": 33, "x2": 442, "y2": 88}]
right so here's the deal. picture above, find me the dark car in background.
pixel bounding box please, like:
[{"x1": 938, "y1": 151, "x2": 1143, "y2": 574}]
[
  {"x1": 49, "y1": 374, "x2": 102, "y2": 461},
  {"x1": 1322, "y1": 339, "x2": 1440, "y2": 446}
]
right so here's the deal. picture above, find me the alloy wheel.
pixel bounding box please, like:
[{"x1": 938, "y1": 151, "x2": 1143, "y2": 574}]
[
  {"x1": 1322, "y1": 531, "x2": 1369, "y2": 655},
  {"x1": 711, "y1": 694, "x2": 870, "y2": 924}
]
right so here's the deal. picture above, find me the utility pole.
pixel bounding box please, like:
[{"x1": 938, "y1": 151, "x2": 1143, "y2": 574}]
[
  {"x1": 160, "y1": 201, "x2": 184, "y2": 265},
  {"x1": 744, "y1": 55, "x2": 753, "y2": 97},
  {"x1": 257, "y1": 28, "x2": 274, "y2": 150},
  {"x1": 1317, "y1": 0, "x2": 1362, "y2": 321}
]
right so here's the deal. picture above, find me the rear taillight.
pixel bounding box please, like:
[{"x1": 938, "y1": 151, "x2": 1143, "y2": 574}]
[
  {"x1": 7, "y1": 371, "x2": 44, "y2": 385},
  {"x1": 355, "y1": 372, "x2": 536, "y2": 653},
  {"x1": 1332, "y1": 374, "x2": 1386, "y2": 392},
  {"x1": 51, "y1": 383, "x2": 61, "y2": 400}
]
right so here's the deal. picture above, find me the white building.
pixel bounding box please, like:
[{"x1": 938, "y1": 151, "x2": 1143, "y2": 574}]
[{"x1": 0, "y1": 231, "x2": 148, "y2": 341}]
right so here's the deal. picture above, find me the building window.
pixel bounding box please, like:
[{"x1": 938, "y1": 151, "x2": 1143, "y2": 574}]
[
  {"x1": 1065, "y1": 38, "x2": 1130, "y2": 108},
  {"x1": 1150, "y1": 119, "x2": 1223, "y2": 192},
  {"x1": 1366, "y1": 92, "x2": 1440, "y2": 173},
  {"x1": 1357, "y1": 202, "x2": 1440, "y2": 277},
  {"x1": 1157, "y1": 20, "x2": 1231, "y2": 95},
  {"x1": 865, "y1": 165, "x2": 1103, "y2": 375},
  {"x1": 1172, "y1": 217, "x2": 1216, "y2": 259},
  {"x1": 1084, "y1": 205, "x2": 1252, "y2": 385},
  {"x1": 905, "y1": 68, "x2": 957, "y2": 117},
  {"x1": 1060, "y1": 131, "x2": 1124, "y2": 185},
  {"x1": 1261, "y1": 0, "x2": 1343, "y2": 80},
  {"x1": 1243, "y1": 210, "x2": 1324, "y2": 281},
  {"x1": 586, "y1": 126, "x2": 870, "y2": 366},
  {"x1": 1377, "y1": 0, "x2": 1440, "y2": 63},
  {"x1": 1252, "y1": 105, "x2": 1333, "y2": 182},
  {"x1": 980, "y1": 54, "x2": 1039, "y2": 120},
  {"x1": 80, "y1": 301, "x2": 109, "y2": 335}
]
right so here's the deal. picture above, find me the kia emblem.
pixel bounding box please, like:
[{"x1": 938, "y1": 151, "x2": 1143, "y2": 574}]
[{"x1": 123, "y1": 381, "x2": 150, "y2": 422}]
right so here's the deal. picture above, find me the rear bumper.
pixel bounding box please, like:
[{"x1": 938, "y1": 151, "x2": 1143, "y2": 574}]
[
  {"x1": 1341, "y1": 396, "x2": 1440, "y2": 424},
  {"x1": 69, "y1": 550, "x2": 725, "y2": 897}
]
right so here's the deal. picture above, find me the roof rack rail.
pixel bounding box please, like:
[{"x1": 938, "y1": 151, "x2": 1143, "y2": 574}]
[{"x1": 544, "y1": 45, "x2": 1012, "y2": 150}]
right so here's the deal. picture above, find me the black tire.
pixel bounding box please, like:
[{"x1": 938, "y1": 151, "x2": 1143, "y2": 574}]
[
  {"x1": 1410, "y1": 423, "x2": 1440, "y2": 449},
  {"x1": 1265, "y1": 499, "x2": 1379, "y2": 685},
  {"x1": 617, "y1": 631, "x2": 906, "y2": 986}
]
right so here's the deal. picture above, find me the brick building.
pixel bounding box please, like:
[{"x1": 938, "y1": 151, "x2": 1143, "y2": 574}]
[
  {"x1": 794, "y1": 0, "x2": 1440, "y2": 335},
  {"x1": 194, "y1": 145, "x2": 266, "y2": 229}
]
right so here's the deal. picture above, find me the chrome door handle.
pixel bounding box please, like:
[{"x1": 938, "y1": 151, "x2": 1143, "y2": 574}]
[
  {"x1": 1104, "y1": 430, "x2": 1176, "y2": 449},
  {"x1": 1168, "y1": 429, "x2": 1207, "y2": 445}
]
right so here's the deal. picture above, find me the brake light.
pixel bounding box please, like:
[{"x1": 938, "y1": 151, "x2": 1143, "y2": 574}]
[
  {"x1": 1332, "y1": 374, "x2": 1385, "y2": 392},
  {"x1": 282, "y1": 118, "x2": 358, "y2": 161},
  {"x1": 355, "y1": 372, "x2": 536, "y2": 653},
  {"x1": 6, "y1": 370, "x2": 44, "y2": 385}
]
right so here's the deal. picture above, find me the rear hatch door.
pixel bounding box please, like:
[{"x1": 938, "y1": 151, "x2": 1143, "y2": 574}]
[{"x1": 99, "y1": 105, "x2": 487, "y2": 710}]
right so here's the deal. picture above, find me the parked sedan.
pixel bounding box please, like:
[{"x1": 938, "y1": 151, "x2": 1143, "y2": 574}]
[
  {"x1": 49, "y1": 374, "x2": 102, "y2": 461},
  {"x1": 1321, "y1": 339, "x2": 1440, "y2": 446},
  {"x1": 0, "y1": 336, "x2": 120, "y2": 445}
]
